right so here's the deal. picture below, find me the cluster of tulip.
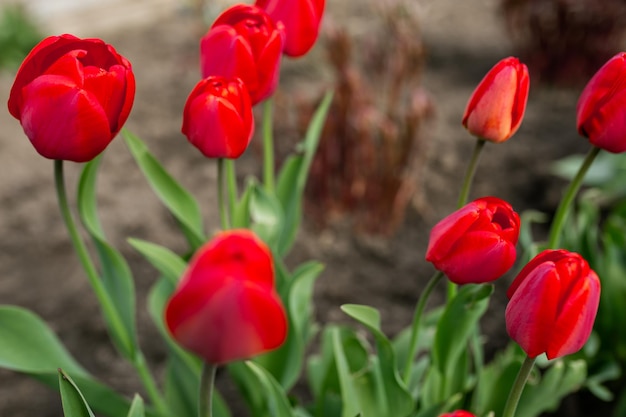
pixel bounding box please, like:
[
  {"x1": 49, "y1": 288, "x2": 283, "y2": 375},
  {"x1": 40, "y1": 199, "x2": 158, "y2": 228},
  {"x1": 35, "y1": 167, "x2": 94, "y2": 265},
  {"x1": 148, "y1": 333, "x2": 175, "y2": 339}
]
[{"x1": 5, "y1": 0, "x2": 626, "y2": 415}]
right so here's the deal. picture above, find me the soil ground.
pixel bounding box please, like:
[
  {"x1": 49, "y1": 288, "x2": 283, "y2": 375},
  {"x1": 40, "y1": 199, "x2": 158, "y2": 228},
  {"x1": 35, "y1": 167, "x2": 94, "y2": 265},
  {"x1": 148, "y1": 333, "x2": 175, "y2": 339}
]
[{"x1": 0, "y1": 0, "x2": 603, "y2": 416}]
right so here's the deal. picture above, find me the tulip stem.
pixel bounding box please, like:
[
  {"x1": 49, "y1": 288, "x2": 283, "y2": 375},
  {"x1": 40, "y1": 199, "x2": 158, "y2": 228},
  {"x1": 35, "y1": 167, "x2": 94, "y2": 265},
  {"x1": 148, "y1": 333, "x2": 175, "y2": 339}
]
[
  {"x1": 199, "y1": 362, "x2": 218, "y2": 417},
  {"x1": 547, "y1": 145, "x2": 600, "y2": 249},
  {"x1": 403, "y1": 271, "x2": 444, "y2": 384},
  {"x1": 262, "y1": 98, "x2": 275, "y2": 194},
  {"x1": 502, "y1": 355, "x2": 536, "y2": 417},
  {"x1": 55, "y1": 160, "x2": 168, "y2": 416},
  {"x1": 217, "y1": 158, "x2": 231, "y2": 230},
  {"x1": 224, "y1": 159, "x2": 238, "y2": 221}
]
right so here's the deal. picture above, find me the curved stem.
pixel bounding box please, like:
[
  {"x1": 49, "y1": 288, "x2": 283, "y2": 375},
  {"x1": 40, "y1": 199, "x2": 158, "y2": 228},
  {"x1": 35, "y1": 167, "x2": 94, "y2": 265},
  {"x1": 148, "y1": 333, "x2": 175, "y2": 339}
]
[
  {"x1": 457, "y1": 138, "x2": 486, "y2": 208},
  {"x1": 55, "y1": 160, "x2": 167, "y2": 416},
  {"x1": 547, "y1": 146, "x2": 600, "y2": 249},
  {"x1": 262, "y1": 98, "x2": 275, "y2": 193},
  {"x1": 402, "y1": 271, "x2": 444, "y2": 384},
  {"x1": 217, "y1": 159, "x2": 230, "y2": 230},
  {"x1": 198, "y1": 362, "x2": 218, "y2": 417},
  {"x1": 502, "y1": 355, "x2": 536, "y2": 417}
]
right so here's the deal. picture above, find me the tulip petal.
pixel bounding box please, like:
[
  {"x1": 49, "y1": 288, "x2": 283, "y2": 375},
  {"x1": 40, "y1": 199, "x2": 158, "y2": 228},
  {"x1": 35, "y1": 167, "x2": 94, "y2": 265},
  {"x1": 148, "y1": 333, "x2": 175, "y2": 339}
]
[
  {"x1": 20, "y1": 75, "x2": 111, "y2": 162},
  {"x1": 506, "y1": 262, "x2": 560, "y2": 358},
  {"x1": 426, "y1": 204, "x2": 480, "y2": 263}
]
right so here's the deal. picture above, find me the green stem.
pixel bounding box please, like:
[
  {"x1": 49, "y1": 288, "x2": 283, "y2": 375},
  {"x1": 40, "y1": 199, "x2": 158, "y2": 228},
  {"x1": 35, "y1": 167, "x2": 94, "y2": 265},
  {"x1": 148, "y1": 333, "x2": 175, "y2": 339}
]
[
  {"x1": 199, "y1": 362, "x2": 218, "y2": 417},
  {"x1": 402, "y1": 271, "x2": 444, "y2": 384},
  {"x1": 448, "y1": 138, "x2": 486, "y2": 300},
  {"x1": 224, "y1": 159, "x2": 238, "y2": 222},
  {"x1": 133, "y1": 351, "x2": 169, "y2": 415},
  {"x1": 217, "y1": 159, "x2": 230, "y2": 230},
  {"x1": 457, "y1": 138, "x2": 486, "y2": 208},
  {"x1": 547, "y1": 146, "x2": 600, "y2": 249},
  {"x1": 262, "y1": 98, "x2": 275, "y2": 193},
  {"x1": 55, "y1": 160, "x2": 167, "y2": 416},
  {"x1": 502, "y1": 355, "x2": 536, "y2": 417}
]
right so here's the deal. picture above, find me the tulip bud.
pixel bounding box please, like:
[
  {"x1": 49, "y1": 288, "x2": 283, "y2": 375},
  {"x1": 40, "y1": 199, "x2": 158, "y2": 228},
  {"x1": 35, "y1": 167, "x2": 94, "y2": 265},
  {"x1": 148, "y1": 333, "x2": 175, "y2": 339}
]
[
  {"x1": 8, "y1": 34, "x2": 135, "y2": 162},
  {"x1": 201, "y1": 4, "x2": 284, "y2": 104},
  {"x1": 462, "y1": 57, "x2": 529, "y2": 143},
  {"x1": 506, "y1": 249, "x2": 600, "y2": 360},
  {"x1": 165, "y1": 229, "x2": 287, "y2": 364},
  {"x1": 426, "y1": 197, "x2": 520, "y2": 284},
  {"x1": 255, "y1": 0, "x2": 325, "y2": 57},
  {"x1": 181, "y1": 76, "x2": 254, "y2": 159},
  {"x1": 439, "y1": 411, "x2": 476, "y2": 417},
  {"x1": 576, "y1": 52, "x2": 626, "y2": 153}
]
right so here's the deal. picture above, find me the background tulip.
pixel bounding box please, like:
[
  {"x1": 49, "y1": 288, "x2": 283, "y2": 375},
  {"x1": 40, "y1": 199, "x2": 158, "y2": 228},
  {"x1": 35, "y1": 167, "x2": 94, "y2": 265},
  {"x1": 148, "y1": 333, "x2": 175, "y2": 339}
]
[
  {"x1": 255, "y1": 0, "x2": 325, "y2": 57},
  {"x1": 462, "y1": 56, "x2": 529, "y2": 143},
  {"x1": 506, "y1": 249, "x2": 600, "y2": 360},
  {"x1": 7, "y1": 34, "x2": 135, "y2": 162},
  {"x1": 165, "y1": 229, "x2": 287, "y2": 364},
  {"x1": 182, "y1": 75, "x2": 254, "y2": 159},
  {"x1": 439, "y1": 411, "x2": 476, "y2": 417},
  {"x1": 201, "y1": 4, "x2": 284, "y2": 104},
  {"x1": 426, "y1": 196, "x2": 520, "y2": 284},
  {"x1": 576, "y1": 52, "x2": 626, "y2": 153}
]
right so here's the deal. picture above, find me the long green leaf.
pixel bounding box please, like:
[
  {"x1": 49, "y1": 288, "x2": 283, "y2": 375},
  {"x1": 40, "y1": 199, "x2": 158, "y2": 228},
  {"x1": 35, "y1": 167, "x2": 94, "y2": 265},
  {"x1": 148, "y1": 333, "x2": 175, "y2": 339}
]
[
  {"x1": 123, "y1": 129, "x2": 205, "y2": 249},
  {"x1": 59, "y1": 369, "x2": 96, "y2": 417},
  {"x1": 245, "y1": 361, "x2": 294, "y2": 417},
  {"x1": 128, "y1": 238, "x2": 187, "y2": 286},
  {"x1": 127, "y1": 395, "x2": 145, "y2": 417},
  {"x1": 78, "y1": 156, "x2": 138, "y2": 359},
  {"x1": 276, "y1": 92, "x2": 334, "y2": 256},
  {"x1": 0, "y1": 306, "x2": 133, "y2": 417}
]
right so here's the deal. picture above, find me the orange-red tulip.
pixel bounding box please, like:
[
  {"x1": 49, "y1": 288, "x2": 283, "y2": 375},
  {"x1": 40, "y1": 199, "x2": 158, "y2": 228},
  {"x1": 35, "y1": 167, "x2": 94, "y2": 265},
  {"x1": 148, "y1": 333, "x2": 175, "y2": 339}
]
[{"x1": 462, "y1": 57, "x2": 529, "y2": 143}]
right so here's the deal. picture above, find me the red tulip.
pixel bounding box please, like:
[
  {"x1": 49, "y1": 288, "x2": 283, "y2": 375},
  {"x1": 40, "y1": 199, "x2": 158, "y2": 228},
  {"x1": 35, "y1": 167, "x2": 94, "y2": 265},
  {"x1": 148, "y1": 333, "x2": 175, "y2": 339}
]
[
  {"x1": 201, "y1": 4, "x2": 284, "y2": 104},
  {"x1": 426, "y1": 197, "x2": 520, "y2": 284},
  {"x1": 506, "y1": 249, "x2": 600, "y2": 359},
  {"x1": 165, "y1": 229, "x2": 287, "y2": 364},
  {"x1": 181, "y1": 76, "x2": 254, "y2": 159},
  {"x1": 255, "y1": 0, "x2": 325, "y2": 57},
  {"x1": 439, "y1": 411, "x2": 476, "y2": 417},
  {"x1": 462, "y1": 57, "x2": 529, "y2": 143},
  {"x1": 8, "y1": 34, "x2": 135, "y2": 162},
  {"x1": 577, "y1": 52, "x2": 626, "y2": 153}
]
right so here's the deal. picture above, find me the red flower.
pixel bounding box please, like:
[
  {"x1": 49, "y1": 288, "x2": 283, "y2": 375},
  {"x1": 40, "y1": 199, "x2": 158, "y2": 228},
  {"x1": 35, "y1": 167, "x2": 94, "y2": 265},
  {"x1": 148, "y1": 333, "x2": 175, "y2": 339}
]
[
  {"x1": 506, "y1": 249, "x2": 600, "y2": 359},
  {"x1": 439, "y1": 411, "x2": 476, "y2": 417},
  {"x1": 165, "y1": 229, "x2": 287, "y2": 364},
  {"x1": 462, "y1": 57, "x2": 529, "y2": 143},
  {"x1": 255, "y1": 0, "x2": 325, "y2": 57},
  {"x1": 577, "y1": 52, "x2": 626, "y2": 153},
  {"x1": 8, "y1": 34, "x2": 135, "y2": 162},
  {"x1": 182, "y1": 76, "x2": 254, "y2": 159},
  {"x1": 426, "y1": 197, "x2": 520, "y2": 284},
  {"x1": 201, "y1": 4, "x2": 284, "y2": 105}
]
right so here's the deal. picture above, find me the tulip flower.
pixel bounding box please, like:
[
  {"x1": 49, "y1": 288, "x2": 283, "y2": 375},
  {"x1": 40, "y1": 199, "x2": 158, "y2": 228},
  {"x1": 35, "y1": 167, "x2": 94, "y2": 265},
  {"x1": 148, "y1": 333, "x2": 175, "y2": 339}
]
[
  {"x1": 506, "y1": 249, "x2": 600, "y2": 359},
  {"x1": 576, "y1": 52, "x2": 626, "y2": 153},
  {"x1": 439, "y1": 411, "x2": 476, "y2": 417},
  {"x1": 462, "y1": 57, "x2": 529, "y2": 143},
  {"x1": 181, "y1": 75, "x2": 254, "y2": 159},
  {"x1": 165, "y1": 229, "x2": 287, "y2": 364},
  {"x1": 8, "y1": 34, "x2": 135, "y2": 162},
  {"x1": 426, "y1": 197, "x2": 520, "y2": 284},
  {"x1": 201, "y1": 4, "x2": 284, "y2": 104},
  {"x1": 255, "y1": 0, "x2": 325, "y2": 57}
]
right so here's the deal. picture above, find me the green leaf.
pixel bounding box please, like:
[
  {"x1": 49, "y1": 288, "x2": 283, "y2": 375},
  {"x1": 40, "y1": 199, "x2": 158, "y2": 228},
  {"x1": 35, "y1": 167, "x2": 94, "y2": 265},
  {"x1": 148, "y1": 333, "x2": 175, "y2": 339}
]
[
  {"x1": 275, "y1": 91, "x2": 334, "y2": 256},
  {"x1": 232, "y1": 178, "x2": 255, "y2": 229},
  {"x1": 433, "y1": 284, "x2": 492, "y2": 379},
  {"x1": 255, "y1": 261, "x2": 323, "y2": 389},
  {"x1": 341, "y1": 305, "x2": 414, "y2": 417},
  {"x1": 244, "y1": 361, "x2": 294, "y2": 417},
  {"x1": 331, "y1": 327, "x2": 362, "y2": 417},
  {"x1": 59, "y1": 369, "x2": 96, "y2": 417},
  {"x1": 78, "y1": 156, "x2": 138, "y2": 359},
  {"x1": 127, "y1": 395, "x2": 145, "y2": 417},
  {"x1": 249, "y1": 182, "x2": 285, "y2": 250},
  {"x1": 128, "y1": 238, "x2": 187, "y2": 286},
  {"x1": 123, "y1": 129, "x2": 205, "y2": 249},
  {"x1": 0, "y1": 305, "x2": 135, "y2": 417}
]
